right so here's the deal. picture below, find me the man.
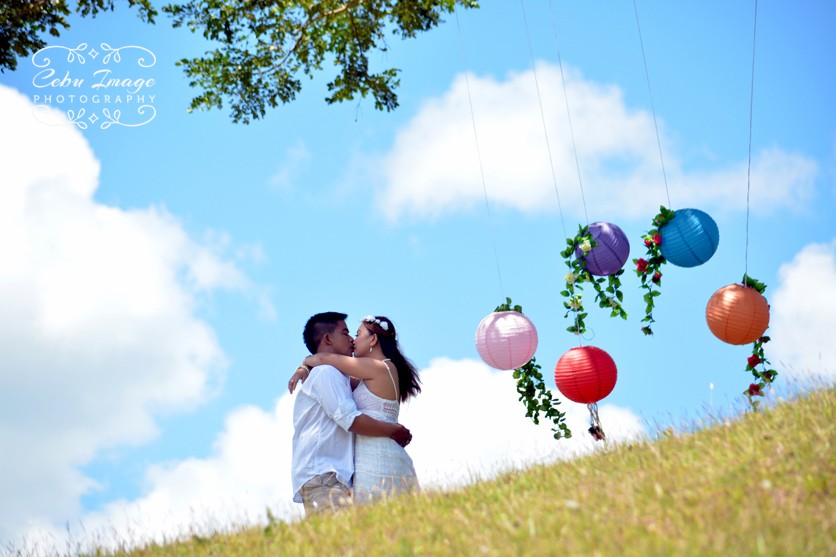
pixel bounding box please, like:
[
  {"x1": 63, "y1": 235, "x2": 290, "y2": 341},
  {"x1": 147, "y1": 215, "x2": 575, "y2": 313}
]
[{"x1": 290, "y1": 311, "x2": 412, "y2": 515}]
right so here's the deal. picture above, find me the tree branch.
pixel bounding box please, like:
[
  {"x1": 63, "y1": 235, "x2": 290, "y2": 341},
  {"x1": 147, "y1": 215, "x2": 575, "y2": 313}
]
[{"x1": 274, "y1": 0, "x2": 362, "y2": 69}]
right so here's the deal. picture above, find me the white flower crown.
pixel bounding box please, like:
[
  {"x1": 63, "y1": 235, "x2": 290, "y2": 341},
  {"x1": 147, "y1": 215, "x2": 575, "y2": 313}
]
[{"x1": 361, "y1": 315, "x2": 390, "y2": 331}]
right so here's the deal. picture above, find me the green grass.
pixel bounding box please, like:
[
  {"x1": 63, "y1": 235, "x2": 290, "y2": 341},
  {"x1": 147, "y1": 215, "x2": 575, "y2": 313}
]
[{"x1": 79, "y1": 388, "x2": 836, "y2": 556}]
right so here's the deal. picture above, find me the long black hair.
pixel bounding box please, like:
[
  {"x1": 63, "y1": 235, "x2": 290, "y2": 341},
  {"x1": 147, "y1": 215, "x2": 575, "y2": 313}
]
[{"x1": 363, "y1": 316, "x2": 421, "y2": 402}]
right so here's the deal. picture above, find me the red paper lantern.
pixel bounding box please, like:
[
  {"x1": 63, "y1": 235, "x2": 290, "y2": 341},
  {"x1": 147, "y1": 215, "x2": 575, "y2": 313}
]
[
  {"x1": 475, "y1": 311, "x2": 538, "y2": 370},
  {"x1": 705, "y1": 284, "x2": 770, "y2": 345},
  {"x1": 554, "y1": 346, "x2": 617, "y2": 404}
]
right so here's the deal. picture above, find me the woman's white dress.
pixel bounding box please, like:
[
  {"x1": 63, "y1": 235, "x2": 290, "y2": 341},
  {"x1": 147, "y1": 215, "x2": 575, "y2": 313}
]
[{"x1": 352, "y1": 361, "x2": 419, "y2": 504}]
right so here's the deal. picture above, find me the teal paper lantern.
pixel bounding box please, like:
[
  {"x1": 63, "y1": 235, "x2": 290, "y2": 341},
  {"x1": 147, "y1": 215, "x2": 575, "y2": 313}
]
[{"x1": 660, "y1": 208, "x2": 719, "y2": 268}]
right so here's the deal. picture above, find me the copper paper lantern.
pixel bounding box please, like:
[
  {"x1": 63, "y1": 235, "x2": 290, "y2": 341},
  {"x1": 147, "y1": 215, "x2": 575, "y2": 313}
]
[
  {"x1": 554, "y1": 345, "x2": 618, "y2": 404},
  {"x1": 705, "y1": 283, "x2": 770, "y2": 345},
  {"x1": 475, "y1": 311, "x2": 538, "y2": 370}
]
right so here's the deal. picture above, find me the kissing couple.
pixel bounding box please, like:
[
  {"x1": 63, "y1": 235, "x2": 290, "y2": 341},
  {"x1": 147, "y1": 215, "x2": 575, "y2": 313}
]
[{"x1": 289, "y1": 312, "x2": 421, "y2": 515}]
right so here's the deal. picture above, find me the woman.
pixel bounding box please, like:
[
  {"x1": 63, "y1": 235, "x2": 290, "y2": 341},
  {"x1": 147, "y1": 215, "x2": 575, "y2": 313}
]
[{"x1": 292, "y1": 315, "x2": 421, "y2": 504}]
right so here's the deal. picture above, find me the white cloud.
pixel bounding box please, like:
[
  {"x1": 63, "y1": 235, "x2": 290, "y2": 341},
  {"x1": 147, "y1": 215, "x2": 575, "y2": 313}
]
[
  {"x1": 374, "y1": 63, "x2": 818, "y2": 222},
  {"x1": 677, "y1": 147, "x2": 817, "y2": 215},
  {"x1": 768, "y1": 240, "x2": 836, "y2": 384},
  {"x1": 401, "y1": 358, "x2": 645, "y2": 488},
  {"x1": 17, "y1": 358, "x2": 642, "y2": 552},
  {"x1": 0, "y1": 85, "x2": 266, "y2": 546},
  {"x1": 59, "y1": 396, "x2": 301, "y2": 550},
  {"x1": 268, "y1": 140, "x2": 312, "y2": 190},
  {"x1": 374, "y1": 356, "x2": 644, "y2": 483}
]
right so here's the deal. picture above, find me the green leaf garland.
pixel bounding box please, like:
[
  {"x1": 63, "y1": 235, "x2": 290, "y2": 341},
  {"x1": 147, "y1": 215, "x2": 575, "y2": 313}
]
[
  {"x1": 494, "y1": 298, "x2": 572, "y2": 440},
  {"x1": 740, "y1": 275, "x2": 778, "y2": 410},
  {"x1": 634, "y1": 206, "x2": 675, "y2": 335},
  {"x1": 559, "y1": 225, "x2": 628, "y2": 336}
]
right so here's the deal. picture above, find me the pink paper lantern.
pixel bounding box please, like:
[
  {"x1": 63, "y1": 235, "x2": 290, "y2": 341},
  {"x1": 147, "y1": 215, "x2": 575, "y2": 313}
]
[{"x1": 475, "y1": 311, "x2": 538, "y2": 370}]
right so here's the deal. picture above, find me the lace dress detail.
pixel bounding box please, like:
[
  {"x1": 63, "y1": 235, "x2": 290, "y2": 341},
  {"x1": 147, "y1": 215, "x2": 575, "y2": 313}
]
[
  {"x1": 352, "y1": 381, "x2": 400, "y2": 423},
  {"x1": 352, "y1": 360, "x2": 419, "y2": 503}
]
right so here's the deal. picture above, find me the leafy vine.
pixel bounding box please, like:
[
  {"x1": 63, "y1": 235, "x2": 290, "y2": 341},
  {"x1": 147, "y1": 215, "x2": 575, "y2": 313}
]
[
  {"x1": 741, "y1": 275, "x2": 779, "y2": 410},
  {"x1": 495, "y1": 298, "x2": 572, "y2": 440},
  {"x1": 634, "y1": 206, "x2": 675, "y2": 335},
  {"x1": 559, "y1": 225, "x2": 627, "y2": 335}
]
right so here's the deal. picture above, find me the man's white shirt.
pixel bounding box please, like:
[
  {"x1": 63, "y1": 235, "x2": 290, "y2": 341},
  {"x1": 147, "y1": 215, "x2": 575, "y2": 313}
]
[{"x1": 291, "y1": 364, "x2": 362, "y2": 502}]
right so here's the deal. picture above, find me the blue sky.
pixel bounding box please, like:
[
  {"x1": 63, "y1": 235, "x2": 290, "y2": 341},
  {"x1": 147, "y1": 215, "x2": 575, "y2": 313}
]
[{"x1": 1, "y1": 0, "x2": 834, "y2": 550}]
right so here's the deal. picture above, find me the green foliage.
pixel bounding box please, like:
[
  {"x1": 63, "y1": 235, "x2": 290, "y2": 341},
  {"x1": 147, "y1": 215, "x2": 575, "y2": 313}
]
[
  {"x1": 0, "y1": 0, "x2": 156, "y2": 72},
  {"x1": 493, "y1": 297, "x2": 520, "y2": 314},
  {"x1": 742, "y1": 273, "x2": 767, "y2": 294},
  {"x1": 559, "y1": 224, "x2": 627, "y2": 335},
  {"x1": 263, "y1": 506, "x2": 279, "y2": 536},
  {"x1": 744, "y1": 335, "x2": 778, "y2": 410},
  {"x1": 50, "y1": 387, "x2": 835, "y2": 556},
  {"x1": 740, "y1": 275, "x2": 778, "y2": 410},
  {"x1": 164, "y1": 0, "x2": 479, "y2": 122},
  {"x1": 0, "y1": 0, "x2": 479, "y2": 122},
  {"x1": 634, "y1": 205, "x2": 675, "y2": 335},
  {"x1": 494, "y1": 297, "x2": 571, "y2": 440}
]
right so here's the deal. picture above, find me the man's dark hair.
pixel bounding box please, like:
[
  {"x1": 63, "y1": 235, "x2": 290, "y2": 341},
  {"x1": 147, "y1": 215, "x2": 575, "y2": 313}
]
[{"x1": 303, "y1": 312, "x2": 348, "y2": 354}]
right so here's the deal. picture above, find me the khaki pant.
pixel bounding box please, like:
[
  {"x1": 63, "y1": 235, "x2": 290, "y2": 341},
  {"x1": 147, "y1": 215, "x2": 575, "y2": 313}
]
[{"x1": 299, "y1": 472, "x2": 352, "y2": 515}]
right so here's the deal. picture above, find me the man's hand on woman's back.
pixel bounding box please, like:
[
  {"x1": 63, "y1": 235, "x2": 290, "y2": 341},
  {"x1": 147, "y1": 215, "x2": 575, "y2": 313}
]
[{"x1": 390, "y1": 424, "x2": 412, "y2": 447}]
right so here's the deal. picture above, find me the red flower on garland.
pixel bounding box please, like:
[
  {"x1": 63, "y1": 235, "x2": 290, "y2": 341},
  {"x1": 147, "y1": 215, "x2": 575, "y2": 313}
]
[
  {"x1": 743, "y1": 328, "x2": 779, "y2": 411},
  {"x1": 634, "y1": 206, "x2": 675, "y2": 336}
]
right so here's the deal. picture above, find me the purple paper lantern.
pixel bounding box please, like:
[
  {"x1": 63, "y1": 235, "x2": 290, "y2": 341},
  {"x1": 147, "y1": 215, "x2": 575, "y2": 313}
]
[
  {"x1": 575, "y1": 222, "x2": 631, "y2": 276},
  {"x1": 475, "y1": 311, "x2": 538, "y2": 370}
]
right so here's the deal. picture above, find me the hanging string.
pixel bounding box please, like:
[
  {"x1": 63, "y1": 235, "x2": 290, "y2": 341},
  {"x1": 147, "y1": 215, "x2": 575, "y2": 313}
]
[
  {"x1": 632, "y1": 0, "x2": 672, "y2": 209},
  {"x1": 587, "y1": 402, "x2": 606, "y2": 441},
  {"x1": 520, "y1": 0, "x2": 595, "y2": 344},
  {"x1": 454, "y1": 8, "x2": 505, "y2": 299},
  {"x1": 547, "y1": 0, "x2": 590, "y2": 227},
  {"x1": 744, "y1": 0, "x2": 759, "y2": 278},
  {"x1": 518, "y1": 0, "x2": 569, "y2": 240}
]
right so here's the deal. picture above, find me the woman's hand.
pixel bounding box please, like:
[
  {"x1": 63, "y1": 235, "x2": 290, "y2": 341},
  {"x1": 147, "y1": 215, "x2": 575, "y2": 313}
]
[{"x1": 288, "y1": 364, "x2": 310, "y2": 394}]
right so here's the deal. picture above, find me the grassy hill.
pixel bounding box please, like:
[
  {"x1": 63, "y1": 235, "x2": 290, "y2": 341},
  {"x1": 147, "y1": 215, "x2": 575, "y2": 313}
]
[{"x1": 109, "y1": 388, "x2": 835, "y2": 556}]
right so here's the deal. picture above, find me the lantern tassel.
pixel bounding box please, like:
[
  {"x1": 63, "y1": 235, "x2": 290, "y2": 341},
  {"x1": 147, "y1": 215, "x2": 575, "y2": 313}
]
[{"x1": 587, "y1": 402, "x2": 606, "y2": 442}]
